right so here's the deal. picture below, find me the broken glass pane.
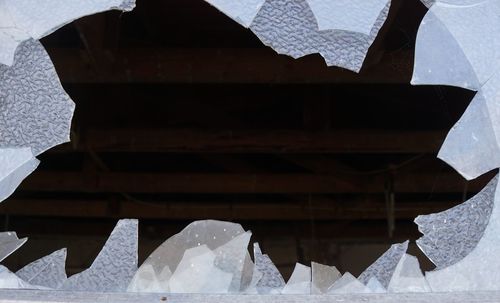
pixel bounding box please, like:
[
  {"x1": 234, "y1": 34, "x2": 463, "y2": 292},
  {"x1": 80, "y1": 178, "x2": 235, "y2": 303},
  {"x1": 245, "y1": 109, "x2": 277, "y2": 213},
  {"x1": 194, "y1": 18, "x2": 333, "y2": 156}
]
[
  {"x1": 0, "y1": 232, "x2": 27, "y2": 263},
  {"x1": 328, "y1": 272, "x2": 370, "y2": 294},
  {"x1": 358, "y1": 241, "x2": 408, "y2": 288},
  {"x1": 0, "y1": 148, "x2": 38, "y2": 203},
  {"x1": 203, "y1": 0, "x2": 265, "y2": 27},
  {"x1": 0, "y1": 0, "x2": 136, "y2": 66},
  {"x1": 281, "y1": 263, "x2": 311, "y2": 294},
  {"x1": 366, "y1": 277, "x2": 386, "y2": 293},
  {"x1": 60, "y1": 219, "x2": 138, "y2": 292},
  {"x1": 415, "y1": 175, "x2": 497, "y2": 268},
  {"x1": 16, "y1": 248, "x2": 67, "y2": 289},
  {"x1": 311, "y1": 262, "x2": 340, "y2": 294},
  {"x1": 387, "y1": 254, "x2": 430, "y2": 292}
]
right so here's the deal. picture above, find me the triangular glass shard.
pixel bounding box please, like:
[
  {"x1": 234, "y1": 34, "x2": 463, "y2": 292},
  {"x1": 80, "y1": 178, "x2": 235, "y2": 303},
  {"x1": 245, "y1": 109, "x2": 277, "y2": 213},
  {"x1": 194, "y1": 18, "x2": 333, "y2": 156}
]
[
  {"x1": 358, "y1": 241, "x2": 408, "y2": 289},
  {"x1": 169, "y1": 245, "x2": 233, "y2": 294},
  {"x1": 60, "y1": 219, "x2": 138, "y2": 292},
  {"x1": 247, "y1": 0, "x2": 391, "y2": 72},
  {"x1": 387, "y1": 254, "x2": 430, "y2": 293},
  {"x1": 242, "y1": 266, "x2": 263, "y2": 294},
  {"x1": 127, "y1": 264, "x2": 171, "y2": 293},
  {"x1": 0, "y1": 265, "x2": 42, "y2": 290},
  {"x1": 422, "y1": 176, "x2": 500, "y2": 291},
  {"x1": 253, "y1": 242, "x2": 285, "y2": 294},
  {"x1": 0, "y1": 0, "x2": 135, "y2": 66},
  {"x1": 0, "y1": 148, "x2": 39, "y2": 203},
  {"x1": 16, "y1": 248, "x2": 67, "y2": 289},
  {"x1": 366, "y1": 277, "x2": 386, "y2": 293},
  {"x1": 203, "y1": 0, "x2": 265, "y2": 27},
  {"x1": 0, "y1": 232, "x2": 27, "y2": 263},
  {"x1": 311, "y1": 262, "x2": 341, "y2": 294},
  {"x1": 305, "y1": 0, "x2": 389, "y2": 34},
  {"x1": 328, "y1": 272, "x2": 370, "y2": 294},
  {"x1": 130, "y1": 220, "x2": 247, "y2": 293},
  {"x1": 438, "y1": 72, "x2": 500, "y2": 179},
  {"x1": 281, "y1": 263, "x2": 311, "y2": 294},
  {"x1": 415, "y1": 175, "x2": 497, "y2": 268}
]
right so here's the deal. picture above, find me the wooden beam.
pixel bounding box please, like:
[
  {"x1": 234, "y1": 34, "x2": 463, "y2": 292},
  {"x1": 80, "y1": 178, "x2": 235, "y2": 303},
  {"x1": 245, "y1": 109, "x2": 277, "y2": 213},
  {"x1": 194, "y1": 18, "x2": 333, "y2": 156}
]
[
  {"x1": 0, "y1": 198, "x2": 456, "y2": 220},
  {"x1": 47, "y1": 48, "x2": 413, "y2": 84},
  {"x1": 19, "y1": 171, "x2": 488, "y2": 194},
  {"x1": 59, "y1": 129, "x2": 446, "y2": 154}
]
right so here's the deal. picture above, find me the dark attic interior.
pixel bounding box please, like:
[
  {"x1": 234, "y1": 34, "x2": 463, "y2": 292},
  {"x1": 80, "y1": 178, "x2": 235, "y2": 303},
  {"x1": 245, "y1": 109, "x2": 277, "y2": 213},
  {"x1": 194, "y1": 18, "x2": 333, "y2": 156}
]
[{"x1": 0, "y1": 0, "x2": 488, "y2": 279}]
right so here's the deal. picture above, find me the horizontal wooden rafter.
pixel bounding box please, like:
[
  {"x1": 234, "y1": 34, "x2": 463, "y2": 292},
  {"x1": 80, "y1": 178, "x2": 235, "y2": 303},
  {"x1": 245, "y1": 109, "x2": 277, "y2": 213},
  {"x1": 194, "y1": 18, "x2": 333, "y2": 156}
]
[{"x1": 57, "y1": 129, "x2": 447, "y2": 154}]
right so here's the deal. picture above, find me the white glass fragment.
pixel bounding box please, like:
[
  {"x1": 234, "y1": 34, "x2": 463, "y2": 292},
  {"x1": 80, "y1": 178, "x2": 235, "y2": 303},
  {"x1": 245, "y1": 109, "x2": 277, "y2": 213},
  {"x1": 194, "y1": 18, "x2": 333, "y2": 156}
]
[
  {"x1": 129, "y1": 220, "x2": 249, "y2": 293},
  {"x1": 0, "y1": 232, "x2": 27, "y2": 263},
  {"x1": 357, "y1": 241, "x2": 408, "y2": 288},
  {"x1": 0, "y1": 0, "x2": 136, "y2": 66},
  {"x1": 204, "y1": 0, "x2": 265, "y2": 27},
  {"x1": 0, "y1": 39, "x2": 75, "y2": 156},
  {"x1": 415, "y1": 175, "x2": 497, "y2": 268},
  {"x1": 412, "y1": 0, "x2": 500, "y2": 90},
  {"x1": 60, "y1": 219, "x2": 138, "y2": 292},
  {"x1": 328, "y1": 272, "x2": 371, "y2": 294},
  {"x1": 387, "y1": 254, "x2": 430, "y2": 293},
  {"x1": 169, "y1": 245, "x2": 233, "y2": 294},
  {"x1": 127, "y1": 264, "x2": 171, "y2": 293},
  {"x1": 253, "y1": 243, "x2": 285, "y2": 294},
  {"x1": 249, "y1": 0, "x2": 391, "y2": 72},
  {"x1": 0, "y1": 148, "x2": 39, "y2": 203},
  {"x1": 16, "y1": 249, "x2": 67, "y2": 289},
  {"x1": 281, "y1": 263, "x2": 311, "y2": 294},
  {"x1": 366, "y1": 277, "x2": 386, "y2": 293},
  {"x1": 0, "y1": 265, "x2": 40, "y2": 290},
  {"x1": 305, "y1": 0, "x2": 389, "y2": 35},
  {"x1": 438, "y1": 73, "x2": 500, "y2": 179},
  {"x1": 311, "y1": 262, "x2": 340, "y2": 294},
  {"x1": 421, "y1": 175, "x2": 500, "y2": 291}
]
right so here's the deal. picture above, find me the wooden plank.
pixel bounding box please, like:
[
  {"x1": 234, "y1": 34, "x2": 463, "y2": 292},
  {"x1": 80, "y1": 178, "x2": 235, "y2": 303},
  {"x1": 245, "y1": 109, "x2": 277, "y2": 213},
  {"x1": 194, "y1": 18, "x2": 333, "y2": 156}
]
[
  {"x1": 0, "y1": 198, "x2": 456, "y2": 220},
  {"x1": 59, "y1": 129, "x2": 446, "y2": 154},
  {"x1": 47, "y1": 48, "x2": 413, "y2": 84},
  {"x1": 19, "y1": 171, "x2": 488, "y2": 194}
]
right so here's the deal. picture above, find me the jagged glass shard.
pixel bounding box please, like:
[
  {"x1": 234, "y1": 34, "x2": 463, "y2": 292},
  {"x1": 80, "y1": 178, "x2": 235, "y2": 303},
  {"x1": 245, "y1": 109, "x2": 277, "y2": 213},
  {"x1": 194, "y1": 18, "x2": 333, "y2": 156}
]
[
  {"x1": 281, "y1": 263, "x2": 311, "y2": 294},
  {"x1": 0, "y1": 0, "x2": 135, "y2": 66},
  {"x1": 130, "y1": 220, "x2": 248, "y2": 293},
  {"x1": 422, "y1": 176, "x2": 500, "y2": 291},
  {"x1": 438, "y1": 72, "x2": 500, "y2": 180},
  {"x1": 60, "y1": 219, "x2": 138, "y2": 292},
  {"x1": 242, "y1": 266, "x2": 263, "y2": 294},
  {"x1": 366, "y1": 277, "x2": 386, "y2": 293},
  {"x1": 169, "y1": 245, "x2": 233, "y2": 294},
  {"x1": 0, "y1": 148, "x2": 39, "y2": 203},
  {"x1": 358, "y1": 240, "x2": 408, "y2": 289},
  {"x1": 127, "y1": 264, "x2": 171, "y2": 293},
  {"x1": 249, "y1": 0, "x2": 391, "y2": 72},
  {"x1": 0, "y1": 232, "x2": 27, "y2": 263},
  {"x1": 203, "y1": 0, "x2": 265, "y2": 27},
  {"x1": 387, "y1": 254, "x2": 430, "y2": 293},
  {"x1": 328, "y1": 272, "x2": 370, "y2": 294},
  {"x1": 0, "y1": 39, "x2": 75, "y2": 156},
  {"x1": 415, "y1": 175, "x2": 497, "y2": 268},
  {"x1": 16, "y1": 248, "x2": 67, "y2": 289},
  {"x1": 305, "y1": 0, "x2": 389, "y2": 35},
  {"x1": 212, "y1": 231, "x2": 252, "y2": 292},
  {"x1": 412, "y1": 0, "x2": 500, "y2": 90},
  {"x1": 253, "y1": 243, "x2": 285, "y2": 294},
  {"x1": 311, "y1": 262, "x2": 340, "y2": 294},
  {"x1": 0, "y1": 265, "x2": 41, "y2": 290}
]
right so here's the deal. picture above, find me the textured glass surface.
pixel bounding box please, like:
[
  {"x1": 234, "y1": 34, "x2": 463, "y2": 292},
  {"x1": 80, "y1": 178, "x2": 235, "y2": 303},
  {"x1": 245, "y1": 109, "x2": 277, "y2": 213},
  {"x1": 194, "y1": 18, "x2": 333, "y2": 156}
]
[
  {"x1": 250, "y1": 0, "x2": 390, "y2": 72},
  {"x1": 415, "y1": 175, "x2": 497, "y2": 268},
  {"x1": 60, "y1": 219, "x2": 138, "y2": 292},
  {"x1": 0, "y1": 232, "x2": 27, "y2": 263},
  {"x1": 357, "y1": 241, "x2": 408, "y2": 288},
  {"x1": 0, "y1": 148, "x2": 38, "y2": 203},
  {"x1": 424, "y1": 175, "x2": 500, "y2": 291},
  {"x1": 253, "y1": 243, "x2": 285, "y2": 294},
  {"x1": 305, "y1": 0, "x2": 389, "y2": 34},
  {"x1": 16, "y1": 249, "x2": 67, "y2": 289},
  {"x1": 0, "y1": 0, "x2": 135, "y2": 65},
  {"x1": 203, "y1": 0, "x2": 265, "y2": 27},
  {"x1": 387, "y1": 254, "x2": 430, "y2": 293},
  {"x1": 311, "y1": 262, "x2": 340, "y2": 294},
  {"x1": 281, "y1": 263, "x2": 311, "y2": 294},
  {"x1": 328, "y1": 273, "x2": 370, "y2": 294}
]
